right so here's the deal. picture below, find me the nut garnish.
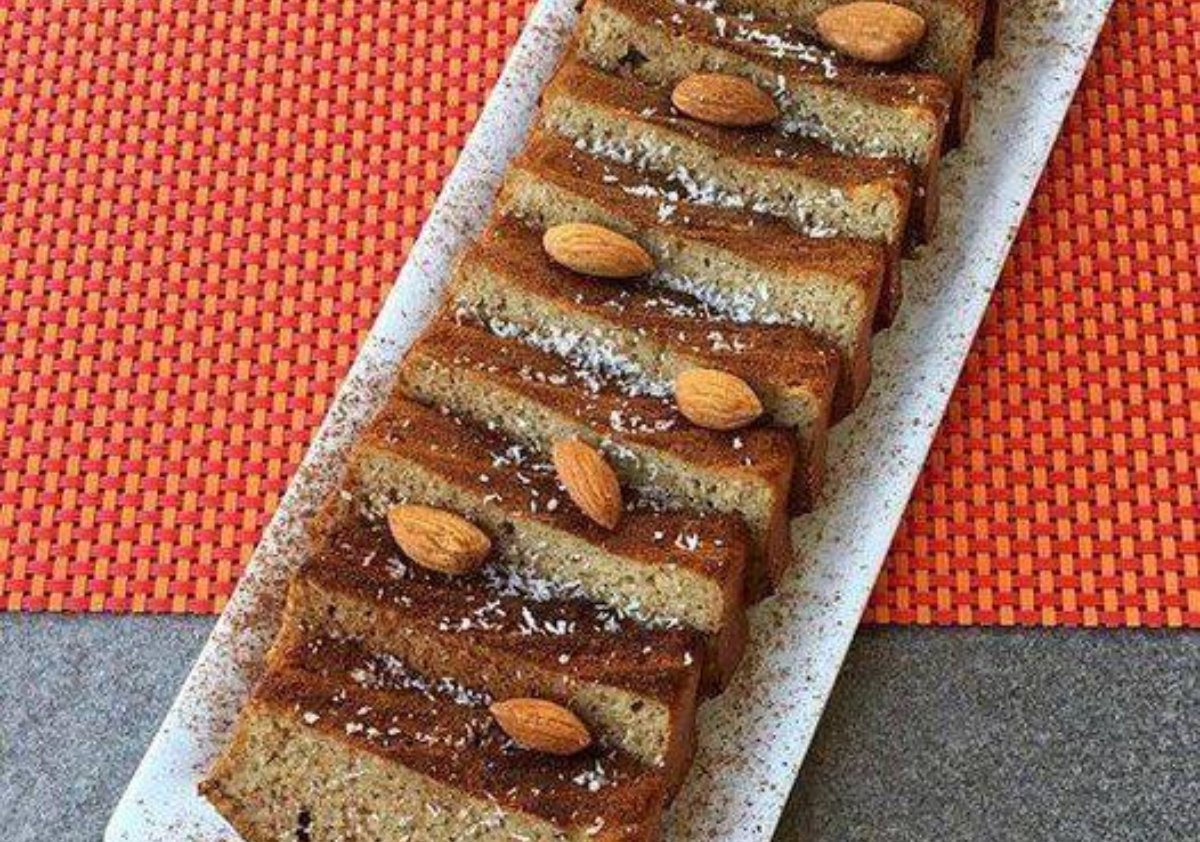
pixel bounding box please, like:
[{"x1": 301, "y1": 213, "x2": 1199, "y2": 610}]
[
  {"x1": 490, "y1": 698, "x2": 593, "y2": 756},
  {"x1": 815, "y1": 2, "x2": 927, "y2": 64},
  {"x1": 671, "y1": 72, "x2": 780, "y2": 128},
  {"x1": 552, "y1": 439, "x2": 623, "y2": 530},
  {"x1": 543, "y1": 222, "x2": 655, "y2": 279},
  {"x1": 675, "y1": 368, "x2": 764, "y2": 431},
  {"x1": 387, "y1": 504, "x2": 491, "y2": 575}
]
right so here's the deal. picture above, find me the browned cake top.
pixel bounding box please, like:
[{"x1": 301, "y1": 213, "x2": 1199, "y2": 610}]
[
  {"x1": 545, "y1": 58, "x2": 914, "y2": 189},
  {"x1": 300, "y1": 508, "x2": 702, "y2": 703},
  {"x1": 717, "y1": 0, "x2": 988, "y2": 56},
  {"x1": 461, "y1": 215, "x2": 839, "y2": 391},
  {"x1": 256, "y1": 635, "x2": 667, "y2": 834},
  {"x1": 719, "y1": 0, "x2": 986, "y2": 18},
  {"x1": 510, "y1": 130, "x2": 890, "y2": 293},
  {"x1": 585, "y1": 0, "x2": 953, "y2": 113},
  {"x1": 411, "y1": 314, "x2": 797, "y2": 489},
  {"x1": 360, "y1": 396, "x2": 750, "y2": 585}
]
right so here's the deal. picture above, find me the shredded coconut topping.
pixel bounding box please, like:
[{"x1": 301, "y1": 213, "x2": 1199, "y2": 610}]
[
  {"x1": 571, "y1": 134, "x2": 841, "y2": 239},
  {"x1": 670, "y1": 0, "x2": 840, "y2": 74},
  {"x1": 349, "y1": 653, "x2": 494, "y2": 708},
  {"x1": 484, "y1": 313, "x2": 673, "y2": 398}
]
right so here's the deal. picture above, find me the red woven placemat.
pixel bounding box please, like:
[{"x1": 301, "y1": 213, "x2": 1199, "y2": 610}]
[
  {"x1": 1, "y1": 0, "x2": 1196, "y2": 625},
  {"x1": 867, "y1": 0, "x2": 1199, "y2": 627}
]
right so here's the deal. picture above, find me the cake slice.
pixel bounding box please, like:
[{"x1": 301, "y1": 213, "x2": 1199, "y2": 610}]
[
  {"x1": 572, "y1": 0, "x2": 952, "y2": 239},
  {"x1": 715, "y1": 0, "x2": 988, "y2": 144},
  {"x1": 203, "y1": 635, "x2": 668, "y2": 841},
  {"x1": 282, "y1": 499, "x2": 707, "y2": 791},
  {"x1": 537, "y1": 59, "x2": 907, "y2": 325},
  {"x1": 398, "y1": 316, "x2": 800, "y2": 594},
  {"x1": 449, "y1": 216, "x2": 838, "y2": 464},
  {"x1": 350, "y1": 397, "x2": 755, "y2": 633},
  {"x1": 540, "y1": 58, "x2": 914, "y2": 248},
  {"x1": 499, "y1": 130, "x2": 886, "y2": 397}
]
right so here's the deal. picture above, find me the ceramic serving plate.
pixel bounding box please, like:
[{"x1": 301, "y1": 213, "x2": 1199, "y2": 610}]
[{"x1": 107, "y1": 1, "x2": 1113, "y2": 839}]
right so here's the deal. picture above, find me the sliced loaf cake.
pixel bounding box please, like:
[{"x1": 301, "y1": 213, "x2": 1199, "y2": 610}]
[
  {"x1": 399, "y1": 316, "x2": 800, "y2": 595},
  {"x1": 537, "y1": 59, "x2": 908, "y2": 324},
  {"x1": 539, "y1": 58, "x2": 914, "y2": 248},
  {"x1": 448, "y1": 216, "x2": 839, "y2": 463},
  {"x1": 349, "y1": 397, "x2": 752, "y2": 652},
  {"x1": 203, "y1": 635, "x2": 668, "y2": 841},
  {"x1": 714, "y1": 0, "x2": 987, "y2": 143},
  {"x1": 283, "y1": 499, "x2": 707, "y2": 790},
  {"x1": 202, "y1": 0, "x2": 990, "y2": 828},
  {"x1": 499, "y1": 131, "x2": 886, "y2": 400},
  {"x1": 572, "y1": 0, "x2": 952, "y2": 238}
]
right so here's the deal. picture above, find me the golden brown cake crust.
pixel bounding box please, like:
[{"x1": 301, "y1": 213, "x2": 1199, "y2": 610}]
[
  {"x1": 300, "y1": 505, "x2": 704, "y2": 704},
  {"x1": 720, "y1": 0, "x2": 986, "y2": 43},
  {"x1": 412, "y1": 315, "x2": 798, "y2": 490},
  {"x1": 358, "y1": 395, "x2": 751, "y2": 587},
  {"x1": 463, "y1": 216, "x2": 840, "y2": 397},
  {"x1": 229, "y1": 635, "x2": 668, "y2": 839},
  {"x1": 545, "y1": 57, "x2": 914, "y2": 191},
  {"x1": 585, "y1": 0, "x2": 952, "y2": 113},
  {"x1": 712, "y1": 0, "x2": 985, "y2": 144},
  {"x1": 537, "y1": 59, "x2": 910, "y2": 318},
  {"x1": 509, "y1": 129, "x2": 891, "y2": 298}
]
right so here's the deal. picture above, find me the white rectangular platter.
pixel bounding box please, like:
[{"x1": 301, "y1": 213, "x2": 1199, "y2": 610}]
[{"x1": 107, "y1": 1, "x2": 1113, "y2": 839}]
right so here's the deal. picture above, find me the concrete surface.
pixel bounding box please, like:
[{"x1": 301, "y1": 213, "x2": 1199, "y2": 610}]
[
  {"x1": 0, "y1": 615, "x2": 1195, "y2": 842},
  {"x1": 778, "y1": 629, "x2": 1198, "y2": 842}
]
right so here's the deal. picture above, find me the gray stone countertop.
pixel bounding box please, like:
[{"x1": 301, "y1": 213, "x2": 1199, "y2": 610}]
[{"x1": 0, "y1": 616, "x2": 1195, "y2": 842}]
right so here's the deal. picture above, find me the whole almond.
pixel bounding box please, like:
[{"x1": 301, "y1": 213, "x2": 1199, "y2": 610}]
[
  {"x1": 552, "y1": 439, "x2": 623, "y2": 530},
  {"x1": 815, "y1": 2, "x2": 927, "y2": 64},
  {"x1": 387, "y1": 504, "x2": 491, "y2": 575},
  {"x1": 671, "y1": 72, "x2": 780, "y2": 128},
  {"x1": 675, "y1": 368, "x2": 764, "y2": 431},
  {"x1": 543, "y1": 223, "x2": 655, "y2": 279},
  {"x1": 490, "y1": 698, "x2": 593, "y2": 756}
]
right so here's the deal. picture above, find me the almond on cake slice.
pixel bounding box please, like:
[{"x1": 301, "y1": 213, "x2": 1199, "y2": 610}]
[
  {"x1": 490, "y1": 698, "x2": 594, "y2": 756},
  {"x1": 671, "y1": 72, "x2": 779, "y2": 127},
  {"x1": 816, "y1": 2, "x2": 928, "y2": 64},
  {"x1": 675, "y1": 368, "x2": 764, "y2": 431},
  {"x1": 543, "y1": 222, "x2": 655, "y2": 279},
  {"x1": 553, "y1": 439, "x2": 624, "y2": 530},
  {"x1": 386, "y1": 504, "x2": 491, "y2": 575},
  {"x1": 203, "y1": 635, "x2": 669, "y2": 841}
]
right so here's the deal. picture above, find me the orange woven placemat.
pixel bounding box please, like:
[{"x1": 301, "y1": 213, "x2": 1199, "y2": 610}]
[
  {"x1": 869, "y1": 0, "x2": 1199, "y2": 627},
  {"x1": 1, "y1": 1, "x2": 1196, "y2": 625}
]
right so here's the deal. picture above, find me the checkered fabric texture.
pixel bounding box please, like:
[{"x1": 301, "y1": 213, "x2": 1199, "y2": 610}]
[{"x1": 1, "y1": 1, "x2": 1196, "y2": 625}]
